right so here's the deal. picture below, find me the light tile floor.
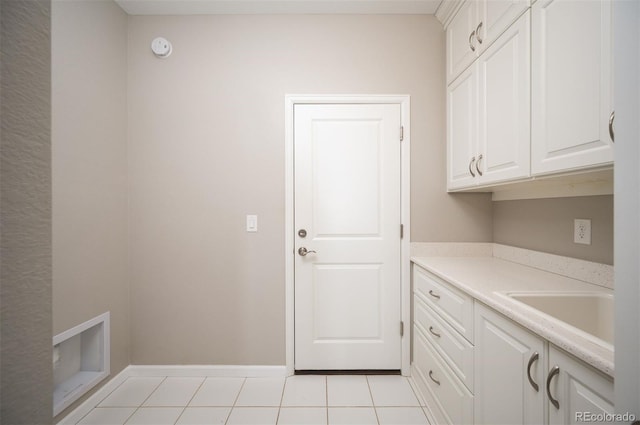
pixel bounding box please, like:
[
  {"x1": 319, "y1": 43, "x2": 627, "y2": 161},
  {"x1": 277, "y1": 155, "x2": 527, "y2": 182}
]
[{"x1": 74, "y1": 375, "x2": 430, "y2": 425}]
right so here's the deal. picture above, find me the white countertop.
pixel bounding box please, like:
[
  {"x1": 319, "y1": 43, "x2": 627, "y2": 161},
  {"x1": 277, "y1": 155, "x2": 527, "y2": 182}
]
[{"x1": 411, "y1": 255, "x2": 614, "y2": 377}]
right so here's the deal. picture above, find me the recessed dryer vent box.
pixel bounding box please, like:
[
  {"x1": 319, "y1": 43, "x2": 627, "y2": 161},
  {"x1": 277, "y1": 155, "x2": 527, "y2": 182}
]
[{"x1": 53, "y1": 312, "x2": 110, "y2": 416}]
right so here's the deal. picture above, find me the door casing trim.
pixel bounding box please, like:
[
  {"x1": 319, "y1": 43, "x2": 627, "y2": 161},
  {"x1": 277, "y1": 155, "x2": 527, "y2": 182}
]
[{"x1": 284, "y1": 94, "x2": 411, "y2": 376}]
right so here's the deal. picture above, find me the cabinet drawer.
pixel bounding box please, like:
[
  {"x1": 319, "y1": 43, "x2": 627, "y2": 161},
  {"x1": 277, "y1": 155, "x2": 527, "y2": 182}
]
[
  {"x1": 414, "y1": 265, "x2": 474, "y2": 343},
  {"x1": 415, "y1": 297, "x2": 474, "y2": 392},
  {"x1": 413, "y1": 327, "x2": 474, "y2": 425}
]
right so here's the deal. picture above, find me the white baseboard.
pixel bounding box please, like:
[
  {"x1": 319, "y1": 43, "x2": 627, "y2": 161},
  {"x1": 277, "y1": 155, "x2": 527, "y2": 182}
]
[
  {"x1": 127, "y1": 365, "x2": 288, "y2": 378},
  {"x1": 57, "y1": 364, "x2": 289, "y2": 424}
]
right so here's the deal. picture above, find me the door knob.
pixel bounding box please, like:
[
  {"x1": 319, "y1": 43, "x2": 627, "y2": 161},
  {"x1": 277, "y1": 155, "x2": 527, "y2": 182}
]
[{"x1": 298, "y1": 247, "x2": 317, "y2": 256}]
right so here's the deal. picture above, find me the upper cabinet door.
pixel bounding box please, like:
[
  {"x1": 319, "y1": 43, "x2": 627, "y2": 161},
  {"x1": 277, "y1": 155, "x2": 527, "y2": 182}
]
[
  {"x1": 477, "y1": 11, "x2": 531, "y2": 185},
  {"x1": 447, "y1": 1, "x2": 479, "y2": 85},
  {"x1": 447, "y1": 64, "x2": 479, "y2": 190},
  {"x1": 531, "y1": 0, "x2": 613, "y2": 176},
  {"x1": 477, "y1": 0, "x2": 530, "y2": 55},
  {"x1": 448, "y1": 0, "x2": 530, "y2": 85}
]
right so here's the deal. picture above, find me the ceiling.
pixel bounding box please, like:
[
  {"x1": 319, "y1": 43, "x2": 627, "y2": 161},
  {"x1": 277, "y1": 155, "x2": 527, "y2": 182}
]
[{"x1": 114, "y1": 0, "x2": 443, "y2": 15}]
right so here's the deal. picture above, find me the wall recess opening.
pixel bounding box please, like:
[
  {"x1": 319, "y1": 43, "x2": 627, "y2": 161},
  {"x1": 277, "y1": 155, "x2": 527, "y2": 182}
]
[{"x1": 53, "y1": 312, "x2": 110, "y2": 416}]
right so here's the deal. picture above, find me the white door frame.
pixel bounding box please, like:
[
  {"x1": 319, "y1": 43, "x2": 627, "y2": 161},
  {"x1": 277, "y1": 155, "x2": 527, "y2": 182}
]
[{"x1": 284, "y1": 94, "x2": 411, "y2": 376}]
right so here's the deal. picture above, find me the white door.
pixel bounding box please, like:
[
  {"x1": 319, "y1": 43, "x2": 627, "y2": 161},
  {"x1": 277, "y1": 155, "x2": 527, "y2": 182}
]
[{"x1": 294, "y1": 103, "x2": 402, "y2": 370}]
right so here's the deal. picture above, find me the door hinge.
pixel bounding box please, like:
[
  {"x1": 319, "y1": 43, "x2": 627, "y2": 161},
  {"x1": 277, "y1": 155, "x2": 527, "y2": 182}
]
[
  {"x1": 400, "y1": 126, "x2": 404, "y2": 142},
  {"x1": 400, "y1": 224, "x2": 404, "y2": 239},
  {"x1": 400, "y1": 321, "x2": 405, "y2": 337}
]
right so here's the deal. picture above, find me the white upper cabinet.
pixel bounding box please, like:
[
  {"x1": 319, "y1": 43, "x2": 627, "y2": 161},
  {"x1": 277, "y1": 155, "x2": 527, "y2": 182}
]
[
  {"x1": 478, "y1": 0, "x2": 531, "y2": 53},
  {"x1": 531, "y1": 0, "x2": 614, "y2": 175},
  {"x1": 444, "y1": 0, "x2": 615, "y2": 196},
  {"x1": 447, "y1": 0, "x2": 530, "y2": 85},
  {"x1": 447, "y1": 11, "x2": 531, "y2": 190},
  {"x1": 447, "y1": 64, "x2": 478, "y2": 190},
  {"x1": 447, "y1": 1, "x2": 479, "y2": 85},
  {"x1": 477, "y1": 12, "x2": 531, "y2": 184}
]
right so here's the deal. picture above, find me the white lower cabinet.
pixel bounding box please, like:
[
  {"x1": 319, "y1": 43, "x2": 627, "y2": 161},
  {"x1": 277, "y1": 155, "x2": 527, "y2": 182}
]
[
  {"x1": 412, "y1": 264, "x2": 474, "y2": 425},
  {"x1": 547, "y1": 346, "x2": 614, "y2": 425},
  {"x1": 411, "y1": 263, "x2": 615, "y2": 425},
  {"x1": 413, "y1": 326, "x2": 474, "y2": 425},
  {"x1": 474, "y1": 303, "x2": 545, "y2": 425}
]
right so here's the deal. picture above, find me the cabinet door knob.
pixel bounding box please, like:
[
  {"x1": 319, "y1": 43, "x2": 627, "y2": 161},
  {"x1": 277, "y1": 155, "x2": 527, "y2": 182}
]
[
  {"x1": 609, "y1": 110, "x2": 615, "y2": 142},
  {"x1": 526, "y1": 352, "x2": 539, "y2": 392},
  {"x1": 476, "y1": 154, "x2": 483, "y2": 176},
  {"x1": 546, "y1": 365, "x2": 560, "y2": 409},
  {"x1": 469, "y1": 30, "x2": 476, "y2": 52},
  {"x1": 468, "y1": 156, "x2": 476, "y2": 177},
  {"x1": 476, "y1": 22, "x2": 484, "y2": 44}
]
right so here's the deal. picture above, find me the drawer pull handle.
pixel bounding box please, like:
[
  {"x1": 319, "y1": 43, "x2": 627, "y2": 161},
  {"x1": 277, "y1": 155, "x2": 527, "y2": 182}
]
[
  {"x1": 428, "y1": 370, "x2": 441, "y2": 386},
  {"x1": 468, "y1": 30, "x2": 476, "y2": 52},
  {"x1": 468, "y1": 156, "x2": 476, "y2": 177},
  {"x1": 428, "y1": 290, "x2": 441, "y2": 300},
  {"x1": 527, "y1": 352, "x2": 539, "y2": 392},
  {"x1": 428, "y1": 326, "x2": 441, "y2": 338},
  {"x1": 546, "y1": 365, "x2": 560, "y2": 409},
  {"x1": 475, "y1": 154, "x2": 483, "y2": 176}
]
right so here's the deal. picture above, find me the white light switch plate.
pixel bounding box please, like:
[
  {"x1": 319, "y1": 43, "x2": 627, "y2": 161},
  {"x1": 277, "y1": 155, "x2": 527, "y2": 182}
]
[
  {"x1": 246, "y1": 215, "x2": 258, "y2": 232},
  {"x1": 574, "y1": 219, "x2": 591, "y2": 245}
]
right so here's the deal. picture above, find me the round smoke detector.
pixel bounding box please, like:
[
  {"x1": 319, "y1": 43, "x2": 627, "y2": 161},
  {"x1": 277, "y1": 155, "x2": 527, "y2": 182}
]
[{"x1": 151, "y1": 37, "x2": 172, "y2": 58}]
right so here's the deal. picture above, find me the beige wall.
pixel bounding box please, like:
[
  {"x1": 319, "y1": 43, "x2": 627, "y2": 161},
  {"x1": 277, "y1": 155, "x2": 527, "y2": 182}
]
[
  {"x1": 52, "y1": 0, "x2": 129, "y2": 417},
  {"x1": 1, "y1": 0, "x2": 53, "y2": 422},
  {"x1": 128, "y1": 14, "x2": 492, "y2": 365},
  {"x1": 493, "y1": 195, "x2": 614, "y2": 265}
]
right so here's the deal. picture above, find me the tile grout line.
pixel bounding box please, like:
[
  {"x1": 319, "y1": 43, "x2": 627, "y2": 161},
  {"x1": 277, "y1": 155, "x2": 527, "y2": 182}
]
[
  {"x1": 275, "y1": 375, "x2": 288, "y2": 424},
  {"x1": 365, "y1": 376, "x2": 381, "y2": 425},
  {"x1": 325, "y1": 376, "x2": 329, "y2": 425},
  {"x1": 405, "y1": 376, "x2": 432, "y2": 423},
  {"x1": 123, "y1": 376, "x2": 168, "y2": 425},
  {"x1": 119, "y1": 408, "x2": 137, "y2": 425},
  {"x1": 224, "y1": 377, "x2": 247, "y2": 425},
  {"x1": 74, "y1": 376, "x2": 132, "y2": 425},
  {"x1": 172, "y1": 376, "x2": 207, "y2": 425}
]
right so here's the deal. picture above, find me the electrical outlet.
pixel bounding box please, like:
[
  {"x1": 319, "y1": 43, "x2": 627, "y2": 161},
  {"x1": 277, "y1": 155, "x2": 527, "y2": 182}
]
[{"x1": 574, "y1": 219, "x2": 591, "y2": 245}]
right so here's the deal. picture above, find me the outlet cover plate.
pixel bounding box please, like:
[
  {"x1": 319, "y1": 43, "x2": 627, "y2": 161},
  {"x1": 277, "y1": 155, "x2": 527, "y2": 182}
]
[{"x1": 574, "y1": 219, "x2": 592, "y2": 245}]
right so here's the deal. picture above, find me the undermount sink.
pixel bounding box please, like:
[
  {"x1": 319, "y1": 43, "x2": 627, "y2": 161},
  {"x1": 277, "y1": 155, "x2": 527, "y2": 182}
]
[{"x1": 503, "y1": 292, "x2": 614, "y2": 347}]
